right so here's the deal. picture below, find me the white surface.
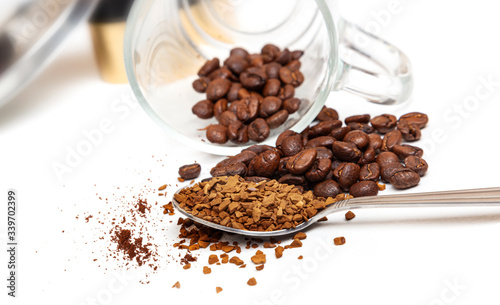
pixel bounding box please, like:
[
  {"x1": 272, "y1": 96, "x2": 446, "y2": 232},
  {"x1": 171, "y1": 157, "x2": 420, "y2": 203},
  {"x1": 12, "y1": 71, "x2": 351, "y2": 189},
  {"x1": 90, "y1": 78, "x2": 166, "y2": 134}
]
[{"x1": 1, "y1": 0, "x2": 500, "y2": 304}]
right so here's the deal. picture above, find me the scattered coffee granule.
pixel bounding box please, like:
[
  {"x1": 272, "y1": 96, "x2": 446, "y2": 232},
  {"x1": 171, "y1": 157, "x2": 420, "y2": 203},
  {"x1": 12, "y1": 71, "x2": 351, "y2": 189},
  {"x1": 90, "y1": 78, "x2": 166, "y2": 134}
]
[
  {"x1": 334, "y1": 237, "x2": 346, "y2": 246},
  {"x1": 178, "y1": 177, "x2": 185, "y2": 182},
  {"x1": 317, "y1": 216, "x2": 328, "y2": 222},
  {"x1": 247, "y1": 277, "x2": 257, "y2": 286},
  {"x1": 162, "y1": 202, "x2": 174, "y2": 215},
  {"x1": 229, "y1": 256, "x2": 244, "y2": 266},
  {"x1": 203, "y1": 266, "x2": 212, "y2": 274},
  {"x1": 345, "y1": 211, "x2": 356, "y2": 221},
  {"x1": 275, "y1": 246, "x2": 284, "y2": 258},
  {"x1": 222, "y1": 245, "x2": 235, "y2": 253},
  {"x1": 239, "y1": 264, "x2": 246, "y2": 268},
  {"x1": 251, "y1": 250, "x2": 266, "y2": 264},
  {"x1": 172, "y1": 281, "x2": 180, "y2": 288},
  {"x1": 158, "y1": 184, "x2": 167, "y2": 191},
  {"x1": 293, "y1": 232, "x2": 307, "y2": 240},
  {"x1": 183, "y1": 264, "x2": 191, "y2": 270},
  {"x1": 216, "y1": 287, "x2": 223, "y2": 294},
  {"x1": 256, "y1": 264, "x2": 264, "y2": 271},
  {"x1": 377, "y1": 182, "x2": 386, "y2": 191},
  {"x1": 298, "y1": 255, "x2": 303, "y2": 260},
  {"x1": 263, "y1": 242, "x2": 276, "y2": 248},
  {"x1": 289, "y1": 239, "x2": 302, "y2": 248},
  {"x1": 208, "y1": 255, "x2": 219, "y2": 265},
  {"x1": 220, "y1": 254, "x2": 229, "y2": 264}
]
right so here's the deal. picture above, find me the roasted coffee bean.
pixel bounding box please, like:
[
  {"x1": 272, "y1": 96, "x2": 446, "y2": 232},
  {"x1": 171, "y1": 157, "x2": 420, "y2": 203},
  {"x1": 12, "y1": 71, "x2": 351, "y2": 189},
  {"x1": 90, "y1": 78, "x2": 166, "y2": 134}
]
[
  {"x1": 399, "y1": 112, "x2": 429, "y2": 129},
  {"x1": 259, "y1": 96, "x2": 282, "y2": 118},
  {"x1": 238, "y1": 88, "x2": 251, "y2": 99},
  {"x1": 375, "y1": 151, "x2": 400, "y2": 168},
  {"x1": 398, "y1": 122, "x2": 421, "y2": 142},
  {"x1": 248, "y1": 54, "x2": 264, "y2": 67},
  {"x1": 278, "y1": 84, "x2": 295, "y2": 100},
  {"x1": 233, "y1": 101, "x2": 250, "y2": 122},
  {"x1": 332, "y1": 141, "x2": 362, "y2": 162},
  {"x1": 279, "y1": 174, "x2": 306, "y2": 186},
  {"x1": 313, "y1": 180, "x2": 341, "y2": 198},
  {"x1": 380, "y1": 164, "x2": 405, "y2": 183},
  {"x1": 265, "y1": 62, "x2": 282, "y2": 79},
  {"x1": 231, "y1": 125, "x2": 249, "y2": 144},
  {"x1": 368, "y1": 133, "x2": 383, "y2": 151},
  {"x1": 230, "y1": 47, "x2": 249, "y2": 58},
  {"x1": 305, "y1": 158, "x2": 332, "y2": 182},
  {"x1": 261, "y1": 44, "x2": 280, "y2": 60},
  {"x1": 198, "y1": 58, "x2": 220, "y2": 76},
  {"x1": 331, "y1": 160, "x2": 342, "y2": 171},
  {"x1": 208, "y1": 67, "x2": 234, "y2": 81},
  {"x1": 279, "y1": 67, "x2": 304, "y2": 87},
  {"x1": 276, "y1": 130, "x2": 297, "y2": 149},
  {"x1": 315, "y1": 147, "x2": 334, "y2": 160},
  {"x1": 206, "y1": 78, "x2": 231, "y2": 101},
  {"x1": 392, "y1": 144, "x2": 424, "y2": 160},
  {"x1": 227, "y1": 121, "x2": 245, "y2": 142},
  {"x1": 275, "y1": 48, "x2": 291, "y2": 65},
  {"x1": 224, "y1": 55, "x2": 249, "y2": 75},
  {"x1": 206, "y1": 124, "x2": 228, "y2": 144},
  {"x1": 263, "y1": 79, "x2": 281, "y2": 96},
  {"x1": 358, "y1": 146, "x2": 376, "y2": 166},
  {"x1": 336, "y1": 163, "x2": 360, "y2": 191},
  {"x1": 359, "y1": 163, "x2": 381, "y2": 181},
  {"x1": 248, "y1": 118, "x2": 270, "y2": 142},
  {"x1": 305, "y1": 136, "x2": 335, "y2": 149},
  {"x1": 281, "y1": 134, "x2": 304, "y2": 157},
  {"x1": 252, "y1": 150, "x2": 281, "y2": 177},
  {"x1": 227, "y1": 83, "x2": 242, "y2": 102},
  {"x1": 230, "y1": 150, "x2": 258, "y2": 166},
  {"x1": 390, "y1": 169, "x2": 420, "y2": 189},
  {"x1": 250, "y1": 91, "x2": 263, "y2": 102},
  {"x1": 330, "y1": 126, "x2": 352, "y2": 141},
  {"x1": 300, "y1": 127, "x2": 310, "y2": 146},
  {"x1": 404, "y1": 156, "x2": 428, "y2": 177},
  {"x1": 240, "y1": 67, "x2": 266, "y2": 91},
  {"x1": 324, "y1": 170, "x2": 335, "y2": 181},
  {"x1": 286, "y1": 148, "x2": 317, "y2": 175},
  {"x1": 332, "y1": 162, "x2": 347, "y2": 179},
  {"x1": 381, "y1": 130, "x2": 403, "y2": 151},
  {"x1": 245, "y1": 97, "x2": 260, "y2": 122},
  {"x1": 178, "y1": 163, "x2": 201, "y2": 180},
  {"x1": 286, "y1": 59, "x2": 301, "y2": 72},
  {"x1": 277, "y1": 156, "x2": 290, "y2": 175},
  {"x1": 212, "y1": 162, "x2": 247, "y2": 177},
  {"x1": 309, "y1": 120, "x2": 342, "y2": 138},
  {"x1": 213, "y1": 98, "x2": 228, "y2": 120},
  {"x1": 283, "y1": 98, "x2": 301, "y2": 114},
  {"x1": 192, "y1": 100, "x2": 214, "y2": 119},
  {"x1": 345, "y1": 114, "x2": 370, "y2": 124},
  {"x1": 266, "y1": 110, "x2": 289, "y2": 129},
  {"x1": 218, "y1": 110, "x2": 239, "y2": 126},
  {"x1": 291, "y1": 50, "x2": 304, "y2": 60},
  {"x1": 350, "y1": 181, "x2": 379, "y2": 198},
  {"x1": 212, "y1": 157, "x2": 234, "y2": 169},
  {"x1": 192, "y1": 76, "x2": 211, "y2": 93},
  {"x1": 242, "y1": 145, "x2": 276, "y2": 155},
  {"x1": 316, "y1": 107, "x2": 339, "y2": 121},
  {"x1": 347, "y1": 122, "x2": 375, "y2": 134},
  {"x1": 344, "y1": 130, "x2": 370, "y2": 150},
  {"x1": 371, "y1": 114, "x2": 397, "y2": 134}
]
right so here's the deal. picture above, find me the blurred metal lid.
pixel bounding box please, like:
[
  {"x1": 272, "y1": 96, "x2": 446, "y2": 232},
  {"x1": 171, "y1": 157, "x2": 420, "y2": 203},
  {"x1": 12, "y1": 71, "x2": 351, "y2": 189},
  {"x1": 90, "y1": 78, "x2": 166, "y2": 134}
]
[{"x1": 0, "y1": 0, "x2": 99, "y2": 108}]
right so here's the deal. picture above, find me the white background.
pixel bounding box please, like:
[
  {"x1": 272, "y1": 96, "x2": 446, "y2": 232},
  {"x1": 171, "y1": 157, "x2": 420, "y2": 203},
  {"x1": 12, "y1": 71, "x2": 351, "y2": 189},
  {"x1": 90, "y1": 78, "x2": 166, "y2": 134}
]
[{"x1": 2, "y1": 0, "x2": 500, "y2": 304}]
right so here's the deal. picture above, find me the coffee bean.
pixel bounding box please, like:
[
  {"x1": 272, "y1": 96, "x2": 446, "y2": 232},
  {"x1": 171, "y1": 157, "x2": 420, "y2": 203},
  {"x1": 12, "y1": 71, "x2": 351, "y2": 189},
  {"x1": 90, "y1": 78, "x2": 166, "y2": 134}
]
[
  {"x1": 263, "y1": 79, "x2": 281, "y2": 96},
  {"x1": 279, "y1": 67, "x2": 304, "y2": 87},
  {"x1": 381, "y1": 130, "x2": 403, "y2": 151},
  {"x1": 230, "y1": 47, "x2": 249, "y2": 58},
  {"x1": 261, "y1": 44, "x2": 280, "y2": 60},
  {"x1": 390, "y1": 169, "x2": 420, "y2": 189},
  {"x1": 281, "y1": 134, "x2": 304, "y2": 157},
  {"x1": 277, "y1": 156, "x2": 290, "y2": 175},
  {"x1": 359, "y1": 163, "x2": 381, "y2": 181},
  {"x1": 279, "y1": 174, "x2": 306, "y2": 186},
  {"x1": 345, "y1": 114, "x2": 370, "y2": 124},
  {"x1": 212, "y1": 162, "x2": 247, "y2": 177},
  {"x1": 380, "y1": 164, "x2": 405, "y2": 183},
  {"x1": 305, "y1": 158, "x2": 332, "y2": 182},
  {"x1": 192, "y1": 76, "x2": 211, "y2": 93},
  {"x1": 375, "y1": 151, "x2": 400, "y2": 168},
  {"x1": 233, "y1": 101, "x2": 250, "y2": 122},
  {"x1": 291, "y1": 50, "x2": 304, "y2": 60},
  {"x1": 286, "y1": 59, "x2": 301, "y2": 72},
  {"x1": 368, "y1": 133, "x2": 383, "y2": 151},
  {"x1": 336, "y1": 163, "x2": 360, "y2": 191},
  {"x1": 226, "y1": 83, "x2": 242, "y2": 102},
  {"x1": 276, "y1": 130, "x2": 297, "y2": 149},
  {"x1": 344, "y1": 130, "x2": 370, "y2": 150},
  {"x1": 358, "y1": 146, "x2": 376, "y2": 166},
  {"x1": 218, "y1": 110, "x2": 239, "y2": 126},
  {"x1": 206, "y1": 124, "x2": 228, "y2": 144},
  {"x1": 208, "y1": 67, "x2": 234, "y2": 81},
  {"x1": 392, "y1": 144, "x2": 424, "y2": 160},
  {"x1": 398, "y1": 122, "x2": 422, "y2": 142},
  {"x1": 240, "y1": 67, "x2": 266, "y2": 91},
  {"x1": 330, "y1": 126, "x2": 352, "y2": 140},
  {"x1": 192, "y1": 100, "x2": 214, "y2": 119},
  {"x1": 248, "y1": 54, "x2": 264, "y2": 67},
  {"x1": 265, "y1": 62, "x2": 282, "y2": 79},
  {"x1": 245, "y1": 97, "x2": 259, "y2": 122},
  {"x1": 242, "y1": 145, "x2": 276, "y2": 155},
  {"x1": 316, "y1": 107, "x2": 339, "y2": 121},
  {"x1": 350, "y1": 181, "x2": 379, "y2": 198},
  {"x1": 238, "y1": 88, "x2": 251, "y2": 99},
  {"x1": 404, "y1": 156, "x2": 428, "y2": 177},
  {"x1": 305, "y1": 136, "x2": 335, "y2": 149},
  {"x1": 399, "y1": 112, "x2": 428, "y2": 129},
  {"x1": 198, "y1": 58, "x2": 220, "y2": 76},
  {"x1": 371, "y1": 114, "x2": 397, "y2": 134},
  {"x1": 248, "y1": 118, "x2": 270, "y2": 142},
  {"x1": 283, "y1": 98, "x2": 301, "y2": 114},
  {"x1": 332, "y1": 141, "x2": 362, "y2": 162},
  {"x1": 278, "y1": 84, "x2": 295, "y2": 100},
  {"x1": 252, "y1": 150, "x2": 281, "y2": 177},
  {"x1": 230, "y1": 151, "x2": 258, "y2": 166},
  {"x1": 300, "y1": 127, "x2": 310, "y2": 146},
  {"x1": 213, "y1": 99, "x2": 228, "y2": 120},
  {"x1": 259, "y1": 96, "x2": 282, "y2": 118},
  {"x1": 266, "y1": 110, "x2": 289, "y2": 129},
  {"x1": 310, "y1": 120, "x2": 342, "y2": 138},
  {"x1": 315, "y1": 147, "x2": 334, "y2": 159},
  {"x1": 275, "y1": 48, "x2": 291, "y2": 65},
  {"x1": 206, "y1": 78, "x2": 231, "y2": 101},
  {"x1": 178, "y1": 163, "x2": 201, "y2": 180},
  {"x1": 227, "y1": 121, "x2": 245, "y2": 143},
  {"x1": 224, "y1": 55, "x2": 249, "y2": 75},
  {"x1": 313, "y1": 180, "x2": 341, "y2": 198},
  {"x1": 286, "y1": 148, "x2": 317, "y2": 175}
]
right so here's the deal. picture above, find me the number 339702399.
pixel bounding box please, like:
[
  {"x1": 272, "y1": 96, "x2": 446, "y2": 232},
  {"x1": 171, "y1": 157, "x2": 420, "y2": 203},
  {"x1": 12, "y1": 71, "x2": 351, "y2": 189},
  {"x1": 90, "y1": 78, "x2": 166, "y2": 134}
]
[{"x1": 8, "y1": 190, "x2": 16, "y2": 241}]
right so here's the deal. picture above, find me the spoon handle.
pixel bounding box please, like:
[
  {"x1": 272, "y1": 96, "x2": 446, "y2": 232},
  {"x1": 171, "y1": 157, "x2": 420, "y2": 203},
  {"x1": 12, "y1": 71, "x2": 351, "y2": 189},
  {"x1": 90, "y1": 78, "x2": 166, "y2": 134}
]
[{"x1": 346, "y1": 187, "x2": 500, "y2": 209}]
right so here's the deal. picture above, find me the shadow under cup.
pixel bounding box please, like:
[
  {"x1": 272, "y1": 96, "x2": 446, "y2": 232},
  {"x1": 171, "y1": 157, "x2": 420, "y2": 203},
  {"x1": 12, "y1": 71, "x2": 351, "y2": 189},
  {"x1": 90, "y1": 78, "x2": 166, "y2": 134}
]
[{"x1": 125, "y1": 0, "x2": 339, "y2": 155}]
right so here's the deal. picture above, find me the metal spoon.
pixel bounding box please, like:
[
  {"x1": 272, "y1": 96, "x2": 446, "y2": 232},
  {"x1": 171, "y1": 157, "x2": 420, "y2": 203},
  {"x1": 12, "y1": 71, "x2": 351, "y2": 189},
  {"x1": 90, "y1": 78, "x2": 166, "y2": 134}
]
[{"x1": 172, "y1": 187, "x2": 500, "y2": 237}]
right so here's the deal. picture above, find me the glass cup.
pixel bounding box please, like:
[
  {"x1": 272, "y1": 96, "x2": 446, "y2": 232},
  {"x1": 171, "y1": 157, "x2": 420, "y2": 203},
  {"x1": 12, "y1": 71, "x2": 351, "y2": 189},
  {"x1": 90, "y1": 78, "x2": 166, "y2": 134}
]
[{"x1": 124, "y1": 0, "x2": 412, "y2": 155}]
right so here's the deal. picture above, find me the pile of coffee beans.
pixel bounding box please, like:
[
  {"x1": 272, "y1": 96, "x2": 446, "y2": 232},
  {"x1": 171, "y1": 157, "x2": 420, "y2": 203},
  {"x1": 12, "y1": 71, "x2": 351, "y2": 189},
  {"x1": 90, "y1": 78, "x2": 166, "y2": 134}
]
[
  {"x1": 209, "y1": 108, "x2": 429, "y2": 197},
  {"x1": 191, "y1": 44, "x2": 305, "y2": 144}
]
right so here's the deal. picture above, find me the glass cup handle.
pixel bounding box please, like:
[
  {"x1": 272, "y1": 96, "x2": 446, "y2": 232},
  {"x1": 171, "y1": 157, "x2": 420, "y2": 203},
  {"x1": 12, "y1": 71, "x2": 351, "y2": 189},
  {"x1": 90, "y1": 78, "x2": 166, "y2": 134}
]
[{"x1": 335, "y1": 19, "x2": 413, "y2": 105}]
